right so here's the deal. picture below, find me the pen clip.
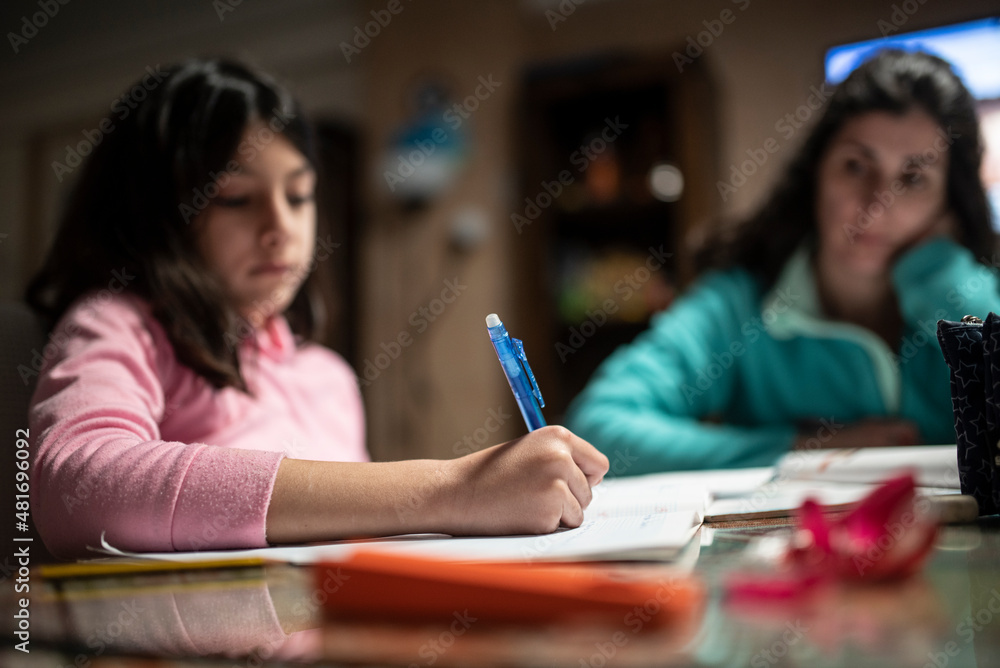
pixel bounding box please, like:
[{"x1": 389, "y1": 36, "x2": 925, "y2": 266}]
[{"x1": 512, "y1": 338, "x2": 545, "y2": 408}]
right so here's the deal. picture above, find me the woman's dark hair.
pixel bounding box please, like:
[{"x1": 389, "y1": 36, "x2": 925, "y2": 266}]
[
  {"x1": 26, "y1": 58, "x2": 323, "y2": 392},
  {"x1": 694, "y1": 48, "x2": 994, "y2": 286}
]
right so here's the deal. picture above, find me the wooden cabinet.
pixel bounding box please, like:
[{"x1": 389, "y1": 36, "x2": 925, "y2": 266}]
[{"x1": 513, "y1": 52, "x2": 719, "y2": 419}]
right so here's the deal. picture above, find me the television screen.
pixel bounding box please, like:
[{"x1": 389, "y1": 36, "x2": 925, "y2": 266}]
[{"x1": 824, "y1": 17, "x2": 1000, "y2": 229}]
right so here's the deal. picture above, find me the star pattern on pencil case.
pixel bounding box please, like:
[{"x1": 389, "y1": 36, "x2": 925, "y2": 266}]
[
  {"x1": 957, "y1": 331, "x2": 978, "y2": 352},
  {"x1": 956, "y1": 361, "x2": 982, "y2": 388},
  {"x1": 939, "y1": 317, "x2": 997, "y2": 516},
  {"x1": 978, "y1": 458, "x2": 994, "y2": 477},
  {"x1": 967, "y1": 415, "x2": 985, "y2": 436},
  {"x1": 990, "y1": 329, "x2": 1000, "y2": 349}
]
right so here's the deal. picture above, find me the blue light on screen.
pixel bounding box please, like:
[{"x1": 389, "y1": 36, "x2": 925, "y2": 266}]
[{"x1": 825, "y1": 17, "x2": 1000, "y2": 100}]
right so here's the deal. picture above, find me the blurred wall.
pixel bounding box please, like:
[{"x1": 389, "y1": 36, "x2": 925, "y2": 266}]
[{"x1": 0, "y1": 0, "x2": 995, "y2": 462}]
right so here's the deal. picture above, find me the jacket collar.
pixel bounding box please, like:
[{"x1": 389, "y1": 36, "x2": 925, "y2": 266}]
[{"x1": 761, "y1": 246, "x2": 901, "y2": 412}]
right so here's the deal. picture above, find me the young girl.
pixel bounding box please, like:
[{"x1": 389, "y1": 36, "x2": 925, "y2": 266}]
[
  {"x1": 27, "y1": 59, "x2": 608, "y2": 559},
  {"x1": 567, "y1": 49, "x2": 998, "y2": 474}
]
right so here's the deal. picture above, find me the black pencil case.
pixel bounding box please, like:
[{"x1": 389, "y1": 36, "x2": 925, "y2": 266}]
[{"x1": 938, "y1": 313, "x2": 1000, "y2": 516}]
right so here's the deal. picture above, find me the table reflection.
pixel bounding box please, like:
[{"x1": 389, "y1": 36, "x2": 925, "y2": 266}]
[
  {"x1": 2, "y1": 522, "x2": 999, "y2": 667},
  {"x1": 23, "y1": 566, "x2": 322, "y2": 663},
  {"x1": 694, "y1": 523, "x2": 1000, "y2": 668},
  {"x1": 8, "y1": 561, "x2": 704, "y2": 666}
]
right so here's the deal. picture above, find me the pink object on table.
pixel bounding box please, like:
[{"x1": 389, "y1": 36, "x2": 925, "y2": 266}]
[
  {"x1": 29, "y1": 292, "x2": 367, "y2": 559},
  {"x1": 725, "y1": 474, "x2": 938, "y2": 601}
]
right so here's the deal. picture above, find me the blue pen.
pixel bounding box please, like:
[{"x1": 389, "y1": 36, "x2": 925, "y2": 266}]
[{"x1": 486, "y1": 314, "x2": 546, "y2": 432}]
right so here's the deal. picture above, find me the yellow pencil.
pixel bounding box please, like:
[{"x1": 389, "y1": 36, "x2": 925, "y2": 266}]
[{"x1": 39, "y1": 557, "x2": 267, "y2": 580}]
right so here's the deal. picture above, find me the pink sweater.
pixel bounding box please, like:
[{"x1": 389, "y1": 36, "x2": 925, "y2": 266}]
[{"x1": 29, "y1": 292, "x2": 367, "y2": 559}]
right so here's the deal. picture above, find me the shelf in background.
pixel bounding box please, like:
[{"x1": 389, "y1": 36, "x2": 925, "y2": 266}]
[{"x1": 514, "y1": 50, "x2": 719, "y2": 416}]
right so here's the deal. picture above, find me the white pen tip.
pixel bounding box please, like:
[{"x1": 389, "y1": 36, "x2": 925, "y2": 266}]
[{"x1": 485, "y1": 313, "x2": 501, "y2": 327}]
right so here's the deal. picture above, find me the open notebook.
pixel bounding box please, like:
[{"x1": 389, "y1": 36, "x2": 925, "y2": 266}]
[
  {"x1": 588, "y1": 446, "x2": 962, "y2": 524},
  {"x1": 766, "y1": 444, "x2": 960, "y2": 488},
  {"x1": 96, "y1": 493, "x2": 707, "y2": 565},
  {"x1": 703, "y1": 444, "x2": 961, "y2": 522}
]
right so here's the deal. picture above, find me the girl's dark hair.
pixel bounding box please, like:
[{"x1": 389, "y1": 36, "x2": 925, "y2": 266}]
[
  {"x1": 26, "y1": 58, "x2": 322, "y2": 392},
  {"x1": 694, "y1": 48, "x2": 994, "y2": 285}
]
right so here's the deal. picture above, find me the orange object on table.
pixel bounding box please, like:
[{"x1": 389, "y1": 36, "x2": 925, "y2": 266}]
[{"x1": 313, "y1": 550, "x2": 702, "y2": 629}]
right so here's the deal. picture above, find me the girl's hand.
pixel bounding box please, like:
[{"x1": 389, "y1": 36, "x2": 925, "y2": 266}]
[
  {"x1": 793, "y1": 418, "x2": 921, "y2": 451},
  {"x1": 444, "y1": 426, "x2": 610, "y2": 536},
  {"x1": 266, "y1": 427, "x2": 607, "y2": 545}
]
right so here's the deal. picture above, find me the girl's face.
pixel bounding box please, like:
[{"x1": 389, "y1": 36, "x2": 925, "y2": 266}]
[
  {"x1": 815, "y1": 109, "x2": 953, "y2": 277},
  {"x1": 195, "y1": 122, "x2": 317, "y2": 325}
]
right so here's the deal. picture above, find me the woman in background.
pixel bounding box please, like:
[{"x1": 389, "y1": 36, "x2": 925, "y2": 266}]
[{"x1": 566, "y1": 49, "x2": 996, "y2": 474}]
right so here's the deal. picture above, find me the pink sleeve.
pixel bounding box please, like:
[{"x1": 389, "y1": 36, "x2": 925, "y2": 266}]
[{"x1": 28, "y1": 295, "x2": 284, "y2": 559}]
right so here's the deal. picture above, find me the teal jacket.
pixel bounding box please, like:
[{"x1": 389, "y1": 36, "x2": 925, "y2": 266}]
[{"x1": 565, "y1": 239, "x2": 1000, "y2": 475}]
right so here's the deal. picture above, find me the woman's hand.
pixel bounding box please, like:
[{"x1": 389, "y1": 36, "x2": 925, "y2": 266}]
[
  {"x1": 444, "y1": 425, "x2": 610, "y2": 536},
  {"x1": 793, "y1": 418, "x2": 921, "y2": 451}
]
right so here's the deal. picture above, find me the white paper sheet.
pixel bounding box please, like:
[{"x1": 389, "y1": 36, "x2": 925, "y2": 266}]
[
  {"x1": 772, "y1": 444, "x2": 959, "y2": 489},
  {"x1": 704, "y1": 482, "x2": 957, "y2": 522},
  {"x1": 97, "y1": 510, "x2": 702, "y2": 565}
]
